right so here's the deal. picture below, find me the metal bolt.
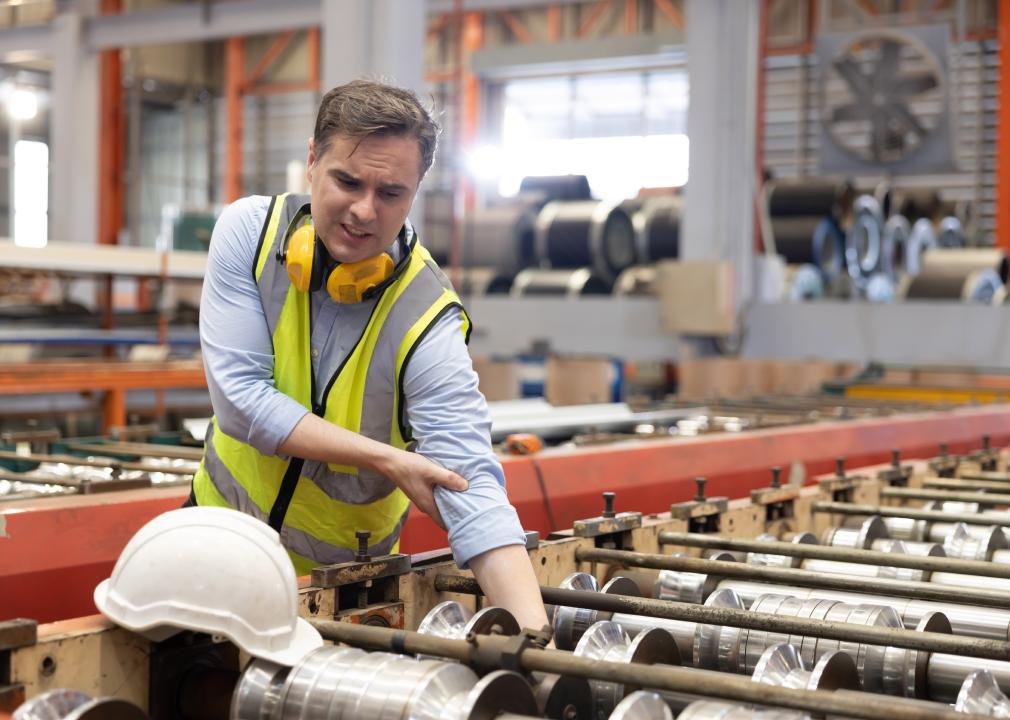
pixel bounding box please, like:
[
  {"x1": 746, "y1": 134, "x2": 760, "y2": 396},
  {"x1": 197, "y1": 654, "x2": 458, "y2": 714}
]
[
  {"x1": 355, "y1": 530, "x2": 371, "y2": 562},
  {"x1": 694, "y1": 477, "x2": 707, "y2": 502},
  {"x1": 891, "y1": 449, "x2": 900, "y2": 468},
  {"x1": 602, "y1": 492, "x2": 616, "y2": 518},
  {"x1": 835, "y1": 457, "x2": 845, "y2": 477},
  {"x1": 770, "y1": 467, "x2": 781, "y2": 489},
  {"x1": 984, "y1": 434, "x2": 991, "y2": 451}
]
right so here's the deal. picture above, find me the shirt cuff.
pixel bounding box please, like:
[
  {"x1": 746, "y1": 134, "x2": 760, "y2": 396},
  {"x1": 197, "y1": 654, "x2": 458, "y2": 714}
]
[
  {"x1": 249, "y1": 399, "x2": 310, "y2": 456},
  {"x1": 434, "y1": 487, "x2": 527, "y2": 569}
]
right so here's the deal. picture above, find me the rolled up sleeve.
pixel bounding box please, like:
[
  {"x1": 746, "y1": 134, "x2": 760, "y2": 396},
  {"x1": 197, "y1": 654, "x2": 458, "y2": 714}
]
[{"x1": 402, "y1": 309, "x2": 526, "y2": 568}]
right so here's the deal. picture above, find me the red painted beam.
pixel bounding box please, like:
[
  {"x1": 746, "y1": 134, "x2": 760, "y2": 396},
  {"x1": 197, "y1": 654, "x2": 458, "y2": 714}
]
[{"x1": 4, "y1": 406, "x2": 1009, "y2": 623}]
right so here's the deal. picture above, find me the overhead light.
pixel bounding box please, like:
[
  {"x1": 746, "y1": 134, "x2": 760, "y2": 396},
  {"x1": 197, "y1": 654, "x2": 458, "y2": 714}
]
[{"x1": 8, "y1": 88, "x2": 37, "y2": 121}]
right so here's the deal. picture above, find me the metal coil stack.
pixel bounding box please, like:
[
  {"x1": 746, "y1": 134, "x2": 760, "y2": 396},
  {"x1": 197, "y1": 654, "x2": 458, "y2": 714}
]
[{"x1": 899, "y1": 248, "x2": 1009, "y2": 303}]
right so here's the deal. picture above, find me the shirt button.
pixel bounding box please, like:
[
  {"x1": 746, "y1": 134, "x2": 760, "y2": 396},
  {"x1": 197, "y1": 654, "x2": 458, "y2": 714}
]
[{"x1": 311, "y1": 348, "x2": 320, "y2": 358}]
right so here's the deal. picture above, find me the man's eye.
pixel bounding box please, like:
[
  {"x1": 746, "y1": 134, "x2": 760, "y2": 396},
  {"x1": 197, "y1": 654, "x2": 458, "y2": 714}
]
[
  {"x1": 338, "y1": 178, "x2": 358, "y2": 188},
  {"x1": 382, "y1": 191, "x2": 401, "y2": 200}
]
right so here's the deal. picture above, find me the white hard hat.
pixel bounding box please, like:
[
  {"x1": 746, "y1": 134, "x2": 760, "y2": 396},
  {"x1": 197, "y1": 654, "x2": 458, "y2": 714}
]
[{"x1": 94, "y1": 506, "x2": 322, "y2": 666}]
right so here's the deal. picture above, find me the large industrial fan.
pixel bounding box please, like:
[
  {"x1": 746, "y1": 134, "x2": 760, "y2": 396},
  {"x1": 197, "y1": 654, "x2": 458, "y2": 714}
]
[{"x1": 817, "y1": 25, "x2": 954, "y2": 173}]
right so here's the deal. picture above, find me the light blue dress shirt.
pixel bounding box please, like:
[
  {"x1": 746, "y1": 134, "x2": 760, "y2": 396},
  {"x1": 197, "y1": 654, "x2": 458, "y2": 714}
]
[{"x1": 199, "y1": 195, "x2": 525, "y2": 568}]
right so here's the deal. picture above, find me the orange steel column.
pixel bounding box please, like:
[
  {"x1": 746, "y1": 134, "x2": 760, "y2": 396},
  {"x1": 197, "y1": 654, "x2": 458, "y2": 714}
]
[
  {"x1": 224, "y1": 37, "x2": 245, "y2": 203},
  {"x1": 97, "y1": 0, "x2": 123, "y2": 336},
  {"x1": 998, "y1": 0, "x2": 1010, "y2": 250}
]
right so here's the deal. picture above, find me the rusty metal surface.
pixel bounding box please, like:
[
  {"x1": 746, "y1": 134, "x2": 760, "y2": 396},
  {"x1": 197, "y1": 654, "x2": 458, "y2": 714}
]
[
  {"x1": 307, "y1": 621, "x2": 981, "y2": 720},
  {"x1": 575, "y1": 546, "x2": 1010, "y2": 609},
  {"x1": 309, "y1": 554, "x2": 412, "y2": 589},
  {"x1": 669, "y1": 499, "x2": 728, "y2": 520},
  {"x1": 573, "y1": 512, "x2": 642, "y2": 538},
  {"x1": 0, "y1": 620, "x2": 37, "y2": 652},
  {"x1": 657, "y1": 530, "x2": 1010, "y2": 580}
]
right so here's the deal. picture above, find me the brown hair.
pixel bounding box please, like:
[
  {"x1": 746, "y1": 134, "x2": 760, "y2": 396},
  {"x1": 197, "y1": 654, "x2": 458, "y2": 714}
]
[{"x1": 313, "y1": 79, "x2": 440, "y2": 179}]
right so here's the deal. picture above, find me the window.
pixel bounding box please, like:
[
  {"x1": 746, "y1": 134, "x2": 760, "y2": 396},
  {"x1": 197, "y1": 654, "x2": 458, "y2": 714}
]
[{"x1": 13, "y1": 139, "x2": 48, "y2": 248}]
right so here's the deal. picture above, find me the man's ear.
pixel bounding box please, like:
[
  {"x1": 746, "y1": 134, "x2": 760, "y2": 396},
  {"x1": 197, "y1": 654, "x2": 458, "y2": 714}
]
[{"x1": 306, "y1": 137, "x2": 316, "y2": 183}]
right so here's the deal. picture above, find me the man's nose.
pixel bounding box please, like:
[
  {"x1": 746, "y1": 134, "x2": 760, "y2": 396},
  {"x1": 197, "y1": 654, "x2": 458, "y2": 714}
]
[{"x1": 350, "y1": 193, "x2": 376, "y2": 224}]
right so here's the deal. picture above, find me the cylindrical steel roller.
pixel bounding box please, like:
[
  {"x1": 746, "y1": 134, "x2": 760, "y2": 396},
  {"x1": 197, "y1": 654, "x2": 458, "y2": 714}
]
[
  {"x1": 954, "y1": 669, "x2": 1010, "y2": 716},
  {"x1": 678, "y1": 700, "x2": 812, "y2": 720},
  {"x1": 531, "y1": 672, "x2": 594, "y2": 720},
  {"x1": 229, "y1": 659, "x2": 288, "y2": 720},
  {"x1": 937, "y1": 522, "x2": 1007, "y2": 561},
  {"x1": 766, "y1": 179, "x2": 854, "y2": 219},
  {"x1": 869, "y1": 538, "x2": 945, "y2": 557},
  {"x1": 551, "y1": 572, "x2": 601, "y2": 650},
  {"x1": 534, "y1": 200, "x2": 636, "y2": 281},
  {"x1": 746, "y1": 533, "x2": 816, "y2": 569},
  {"x1": 418, "y1": 601, "x2": 520, "y2": 640},
  {"x1": 821, "y1": 516, "x2": 888, "y2": 549},
  {"x1": 573, "y1": 621, "x2": 680, "y2": 718},
  {"x1": 750, "y1": 643, "x2": 861, "y2": 692},
  {"x1": 883, "y1": 515, "x2": 930, "y2": 542},
  {"x1": 801, "y1": 539, "x2": 928, "y2": 582},
  {"x1": 901, "y1": 248, "x2": 1008, "y2": 303},
  {"x1": 509, "y1": 267, "x2": 612, "y2": 297},
  {"x1": 461, "y1": 205, "x2": 538, "y2": 276},
  {"x1": 929, "y1": 655, "x2": 1010, "y2": 705},
  {"x1": 620, "y1": 196, "x2": 681, "y2": 263},
  {"x1": 609, "y1": 690, "x2": 673, "y2": 720},
  {"x1": 813, "y1": 501, "x2": 1010, "y2": 531}
]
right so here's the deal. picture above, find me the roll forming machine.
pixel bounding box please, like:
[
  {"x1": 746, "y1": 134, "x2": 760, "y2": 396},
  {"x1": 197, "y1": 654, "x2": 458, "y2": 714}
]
[{"x1": 9, "y1": 439, "x2": 1010, "y2": 719}]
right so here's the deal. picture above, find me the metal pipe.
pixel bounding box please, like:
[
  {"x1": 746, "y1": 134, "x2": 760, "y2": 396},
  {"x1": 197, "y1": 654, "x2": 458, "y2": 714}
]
[
  {"x1": 961, "y1": 471, "x2": 1010, "y2": 483},
  {"x1": 928, "y1": 654, "x2": 1010, "y2": 703},
  {"x1": 813, "y1": 501, "x2": 1010, "y2": 528},
  {"x1": 432, "y1": 575, "x2": 1010, "y2": 661},
  {"x1": 882, "y1": 487, "x2": 1010, "y2": 506},
  {"x1": 575, "y1": 546, "x2": 1010, "y2": 609},
  {"x1": 657, "y1": 531, "x2": 1010, "y2": 580},
  {"x1": 924, "y1": 477, "x2": 1010, "y2": 492},
  {"x1": 308, "y1": 620, "x2": 977, "y2": 720}
]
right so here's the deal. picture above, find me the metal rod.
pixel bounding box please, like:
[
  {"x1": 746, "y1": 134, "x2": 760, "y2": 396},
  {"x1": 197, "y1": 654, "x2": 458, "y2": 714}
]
[
  {"x1": 881, "y1": 486, "x2": 1010, "y2": 506},
  {"x1": 308, "y1": 620, "x2": 978, "y2": 720},
  {"x1": 960, "y1": 471, "x2": 1010, "y2": 483},
  {"x1": 656, "y1": 531, "x2": 1010, "y2": 580},
  {"x1": 0, "y1": 449, "x2": 195, "y2": 476},
  {"x1": 574, "y1": 546, "x2": 1010, "y2": 609},
  {"x1": 432, "y1": 575, "x2": 1010, "y2": 662},
  {"x1": 64, "y1": 441, "x2": 204, "y2": 461},
  {"x1": 813, "y1": 501, "x2": 1010, "y2": 528},
  {"x1": 925, "y1": 477, "x2": 1010, "y2": 492}
]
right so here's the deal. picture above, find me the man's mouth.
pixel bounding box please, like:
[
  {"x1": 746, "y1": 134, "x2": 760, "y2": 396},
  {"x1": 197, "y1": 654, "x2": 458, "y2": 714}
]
[{"x1": 341, "y1": 224, "x2": 371, "y2": 241}]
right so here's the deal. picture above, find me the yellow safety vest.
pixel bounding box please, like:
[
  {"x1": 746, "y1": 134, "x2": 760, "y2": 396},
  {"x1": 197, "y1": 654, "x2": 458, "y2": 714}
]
[{"x1": 192, "y1": 193, "x2": 471, "y2": 575}]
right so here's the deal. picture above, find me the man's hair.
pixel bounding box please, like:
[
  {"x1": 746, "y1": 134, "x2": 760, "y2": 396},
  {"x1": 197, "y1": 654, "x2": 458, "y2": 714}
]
[{"x1": 313, "y1": 79, "x2": 440, "y2": 179}]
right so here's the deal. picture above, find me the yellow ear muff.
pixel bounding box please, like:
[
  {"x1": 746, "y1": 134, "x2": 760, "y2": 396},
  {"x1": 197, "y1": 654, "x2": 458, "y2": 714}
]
[
  {"x1": 285, "y1": 224, "x2": 317, "y2": 293},
  {"x1": 326, "y1": 253, "x2": 395, "y2": 304}
]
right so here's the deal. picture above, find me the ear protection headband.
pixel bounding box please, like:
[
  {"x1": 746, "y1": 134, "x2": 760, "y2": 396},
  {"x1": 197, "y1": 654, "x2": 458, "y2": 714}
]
[{"x1": 275, "y1": 203, "x2": 413, "y2": 304}]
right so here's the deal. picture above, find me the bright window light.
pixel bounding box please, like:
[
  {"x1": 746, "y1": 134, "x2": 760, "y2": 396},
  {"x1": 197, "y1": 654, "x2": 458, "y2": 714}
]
[
  {"x1": 13, "y1": 139, "x2": 48, "y2": 248},
  {"x1": 8, "y1": 88, "x2": 37, "y2": 121},
  {"x1": 466, "y1": 144, "x2": 505, "y2": 182}
]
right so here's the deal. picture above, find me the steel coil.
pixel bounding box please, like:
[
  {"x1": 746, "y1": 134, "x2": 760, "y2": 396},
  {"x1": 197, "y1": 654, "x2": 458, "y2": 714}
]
[
  {"x1": 905, "y1": 219, "x2": 938, "y2": 275},
  {"x1": 510, "y1": 268, "x2": 613, "y2": 297},
  {"x1": 620, "y1": 196, "x2": 682, "y2": 263},
  {"x1": 772, "y1": 217, "x2": 844, "y2": 277},
  {"x1": 534, "y1": 200, "x2": 636, "y2": 281},
  {"x1": 845, "y1": 196, "x2": 884, "y2": 281},
  {"x1": 766, "y1": 179, "x2": 854, "y2": 220},
  {"x1": 900, "y1": 249, "x2": 1008, "y2": 303},
  {"x1": 784, "y1": 265, "x2": 824, "y2": 301},
  {"x1": 461, "y1": 204, "x2": 538, "y2": 276},
  {"x1": 451, "y1": 267, "x2": 513, "y2": 296},
  {"x1": 519, "y1": 174, "x2": 592, "y2": 203},
  {"x1": 936, "y1": 217, "x2": 965, "y2": 249},
  {"x1": 614, "y1": 266, "x2": 658, "y2": 296},
  {"x1": 880, "y1": 215, "x2": 911, "y2": 280}
]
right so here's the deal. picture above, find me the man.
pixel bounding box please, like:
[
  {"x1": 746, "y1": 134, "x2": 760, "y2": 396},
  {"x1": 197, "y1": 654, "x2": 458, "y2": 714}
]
[{"x1": 192, "y1": 79, "x2": 548, "y2": 631}]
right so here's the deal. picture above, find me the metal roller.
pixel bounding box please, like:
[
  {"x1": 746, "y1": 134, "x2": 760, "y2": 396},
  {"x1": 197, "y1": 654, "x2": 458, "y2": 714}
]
[
  {"x1": 461, "y1": 205, "x2": 538, "y2": 276},
  {"x1": 746, "y1": 533, "x2": 817, "y2": 569},
  {"x1": 677, "y1": 700, "x2": 812, "y2": 720},
  {"x1": 955, "y1": 669, "x2": 1010, "y2": 716},
  {"x1": 750, "y1": 643, "x2": 861, "y2": 693},
  {"x1": 766, "y1": 179, "x2": 855, "y2": 220},
  {"x1": 417, "y1": 601, "x2": 520, "y2": 641},
  {"x1": 619, "y1": 196, "x2": 681, "y2": 264},
  {"x1": 801, "y1": 539, "x2": 930, "y2": 582},
  {"x1": 573, "y1": 620, "x2": 680, "y2": 718},
  {"x1": 510, "y1": 268, "x2": 613, "y2": 297},
  {"x1": 534, "y1": 200, "x2": 637, "y2": 281},
  {"x1": 905, "y1": 218, "x2": 938, "y2": 275},
  {"x1": 821, "y1": 516, "x2": 888, "y2": 549},
  {"x1": 608, "y1": 691, "x2": 673, "y2": 720}
]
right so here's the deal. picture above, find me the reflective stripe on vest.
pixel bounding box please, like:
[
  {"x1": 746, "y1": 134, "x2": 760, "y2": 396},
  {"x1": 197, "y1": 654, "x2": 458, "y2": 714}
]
[{"x1": 193, "y1": 193, "x2": 469, "y2": 575}]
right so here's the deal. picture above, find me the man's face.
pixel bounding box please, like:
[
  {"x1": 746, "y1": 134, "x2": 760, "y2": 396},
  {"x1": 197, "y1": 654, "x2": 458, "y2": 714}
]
[{"x1": 307, "y1": 132, "x2": 421, "y2": 264}]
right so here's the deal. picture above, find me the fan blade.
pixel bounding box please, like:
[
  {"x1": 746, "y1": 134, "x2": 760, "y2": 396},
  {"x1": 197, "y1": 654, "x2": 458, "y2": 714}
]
[
  {"x1": 885, "y1": 101, "x2": 927, "y2": 137},
  {"x1": 892, "y1": 72, "x2": 940, "y2": 97},
  {"x1": 874, "y1": 39, "x2": 902, "y2": 88},
  {"x1": 833, "y1": 55, "x2": 874, "y2": 100},
  {"x1": 832, "y1": 103, "x2": 871, "y2": 123}
]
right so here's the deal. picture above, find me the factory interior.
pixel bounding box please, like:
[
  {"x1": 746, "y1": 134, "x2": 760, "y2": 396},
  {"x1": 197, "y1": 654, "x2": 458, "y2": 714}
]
[{"x1": 7, "y1": 0, "x2": 1010, "y2": 718}]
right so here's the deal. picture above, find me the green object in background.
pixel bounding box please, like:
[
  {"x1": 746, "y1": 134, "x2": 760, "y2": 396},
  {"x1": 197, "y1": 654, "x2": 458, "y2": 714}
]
[{"x1": 172, "y1": 211, "x2": 217, "y2": 251}]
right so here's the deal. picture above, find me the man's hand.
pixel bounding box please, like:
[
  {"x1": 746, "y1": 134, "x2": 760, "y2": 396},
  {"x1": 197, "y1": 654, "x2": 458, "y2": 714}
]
[{"x1": 378, "y1": 448, "x2": 468, "y2": 529}]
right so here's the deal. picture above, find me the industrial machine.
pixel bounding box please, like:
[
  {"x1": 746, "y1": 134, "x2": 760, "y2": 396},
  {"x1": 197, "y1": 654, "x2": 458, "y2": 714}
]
[{"x1": 6, "y1": 432, "x2": 1010, "y2": 718}]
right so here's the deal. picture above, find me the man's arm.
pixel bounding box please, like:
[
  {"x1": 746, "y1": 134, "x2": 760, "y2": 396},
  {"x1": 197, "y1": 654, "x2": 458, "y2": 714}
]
[{"x1": 402, "y1": 308, "x2": 549, "y2": 629}]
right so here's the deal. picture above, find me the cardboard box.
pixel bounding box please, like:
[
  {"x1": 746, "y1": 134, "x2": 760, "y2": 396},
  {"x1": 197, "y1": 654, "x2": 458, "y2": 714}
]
[
  {"x1": 471, "y1": 357, "x2": 520, "y2": 402},
  {"x1": 656, "y1": 260, "x2": 736, "y2": 336},
  {"x1": 546, "y1": 356, "x2": 614, "y2": 406}
]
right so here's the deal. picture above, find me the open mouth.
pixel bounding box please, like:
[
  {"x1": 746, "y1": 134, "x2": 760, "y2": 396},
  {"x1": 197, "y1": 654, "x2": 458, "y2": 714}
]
[{"x1": 341, "y1": 224, "x2": 371, "y2": 241}]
